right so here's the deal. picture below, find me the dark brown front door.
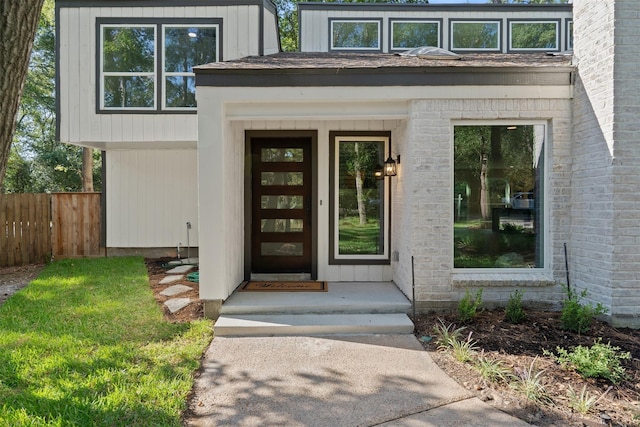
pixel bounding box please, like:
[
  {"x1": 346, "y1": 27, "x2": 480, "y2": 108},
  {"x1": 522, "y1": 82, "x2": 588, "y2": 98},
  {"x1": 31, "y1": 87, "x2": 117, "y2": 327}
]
[{"x1": 251, "y1": 138, "x2": 312, "y2": 273}]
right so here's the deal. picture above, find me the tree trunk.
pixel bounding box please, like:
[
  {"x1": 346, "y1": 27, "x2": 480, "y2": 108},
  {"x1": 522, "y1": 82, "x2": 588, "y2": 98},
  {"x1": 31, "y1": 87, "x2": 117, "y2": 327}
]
[
  {"x1": 354, "y1": 143, "x2": 367, "y2": 225},
  {"x1": 0, "y1": 0, "x2": 45, "y2": 190},
  {"x1": 82, "y1": 147, "x2": 94, "y2": 192},
  {"x1": 480, "y1": 153, "x2": 489, "y2": 220}
]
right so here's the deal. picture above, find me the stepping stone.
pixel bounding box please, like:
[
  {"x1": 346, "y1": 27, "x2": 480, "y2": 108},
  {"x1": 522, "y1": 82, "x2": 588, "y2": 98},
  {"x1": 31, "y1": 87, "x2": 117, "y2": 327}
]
[
  {"x1": 166, "y1": 265, "x2": 194, "y2": 274},
  {"x1": 159, "y1": 275, "x2": 183, "y2": 285},
  {"x1": 160, "y1": 284, "x2": 193, "y2": 297},
  {"x1": 166, "y1": 258, "x2": 198, "y2": 266},
  {"x1": 165, "y1": 298, "x2": 191, "y2": 313}
]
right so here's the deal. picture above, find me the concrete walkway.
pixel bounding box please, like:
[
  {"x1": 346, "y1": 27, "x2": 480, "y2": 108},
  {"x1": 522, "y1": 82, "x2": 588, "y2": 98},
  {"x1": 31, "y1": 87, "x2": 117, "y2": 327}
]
[{"x1": 185, "y1": 334, "x2": 531, "y2": 427}]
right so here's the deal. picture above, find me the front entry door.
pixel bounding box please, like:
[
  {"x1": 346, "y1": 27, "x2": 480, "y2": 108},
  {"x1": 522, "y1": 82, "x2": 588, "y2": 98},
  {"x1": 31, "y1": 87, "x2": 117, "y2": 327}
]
[{"x1": 251, "y1": 138, "x2": 312, "y2": 273}]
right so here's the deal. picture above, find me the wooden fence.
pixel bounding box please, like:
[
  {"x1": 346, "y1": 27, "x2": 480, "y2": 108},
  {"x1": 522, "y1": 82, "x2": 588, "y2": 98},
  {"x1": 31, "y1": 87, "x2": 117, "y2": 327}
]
[{"x1": 0, "y1": 193, "x2": 101, "y2": 267}]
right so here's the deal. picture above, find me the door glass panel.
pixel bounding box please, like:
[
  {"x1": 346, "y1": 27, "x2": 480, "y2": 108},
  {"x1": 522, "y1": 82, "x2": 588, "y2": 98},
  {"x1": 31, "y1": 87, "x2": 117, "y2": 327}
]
[
  {"x1": 261, "y1": 242, "x2": 303, "y2": 256},
  {"x1": 261, "y1": 195, "x2": 303, "y2": 209},
  {"x1": 261, "y1": 172, "x2": 303, "y2": 186},
  {"x1": 261, "y1": 219, "x2": 303, "y2": 232},
  {"x1": 261, "y1": 148, "x2": 304, "y2": 162}
]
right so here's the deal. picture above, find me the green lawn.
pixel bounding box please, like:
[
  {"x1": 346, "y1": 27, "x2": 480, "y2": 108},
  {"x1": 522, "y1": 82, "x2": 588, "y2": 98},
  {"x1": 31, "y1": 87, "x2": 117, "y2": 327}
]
[
  {"x1": 0, "y1": 257, "x2": 212, "y2": 427},
  {"x1": 338, "y1": 216, "x2": 381, "y2": 254}
]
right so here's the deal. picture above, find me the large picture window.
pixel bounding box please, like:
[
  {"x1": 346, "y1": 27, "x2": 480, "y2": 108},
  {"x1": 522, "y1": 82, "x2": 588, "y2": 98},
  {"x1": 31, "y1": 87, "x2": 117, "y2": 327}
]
[
  {"x1": 450, "y1": 21, "x2": 500, "y2": 51},
  {"x1": 330, "y1": 19, "x2": 381, "y2": 51},
  {"x1": 99, "y1": 19, "x2": 220, "y2": 112},
  {"x1": 390, "y1": 20, "x2": 440, "y2": 50},
  {"x1": 453, "y1": 124, "x2": 545, "y2": 269},
  {"x1": 330, "y1": 133, "x2": 390, "y2": 263},
  {"x1": 509, "y1": 20, "x2": 559, "y2": 51}
]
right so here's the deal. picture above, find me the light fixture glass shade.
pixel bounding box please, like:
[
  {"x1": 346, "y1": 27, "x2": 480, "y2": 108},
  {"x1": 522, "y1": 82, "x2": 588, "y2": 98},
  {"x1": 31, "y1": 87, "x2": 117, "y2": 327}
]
[{"x1": 384, "y1": 156, "x2": 397, "y2": 176}]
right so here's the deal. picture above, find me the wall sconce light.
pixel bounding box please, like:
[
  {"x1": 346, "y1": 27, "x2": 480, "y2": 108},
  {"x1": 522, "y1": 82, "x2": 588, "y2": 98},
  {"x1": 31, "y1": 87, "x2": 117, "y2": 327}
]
[
  {"x1": 384, "y1": 140, "x2": 400, "y2": 177},
  {"x1": 374, "y1": 165, "x2": 384, "y2": 180}
]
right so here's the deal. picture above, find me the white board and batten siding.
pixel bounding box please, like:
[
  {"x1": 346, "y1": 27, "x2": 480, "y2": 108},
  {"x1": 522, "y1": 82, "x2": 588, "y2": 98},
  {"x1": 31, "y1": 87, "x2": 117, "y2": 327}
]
[
  {"x1": 106, "y1": 149, "x2": 198, "y2": 248},
  {"x1": 299, "y1": 6, "x2": 573, "y2": 53},
  {"x1": 58, "y1": 4, "x2": 269, "y2": 147}
]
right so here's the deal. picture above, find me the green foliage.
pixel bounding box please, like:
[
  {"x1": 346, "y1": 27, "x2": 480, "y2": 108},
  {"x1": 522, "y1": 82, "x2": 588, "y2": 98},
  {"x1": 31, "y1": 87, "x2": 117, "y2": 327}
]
[
  {"x1": 550, "y1": 339, "x2": 630, "y2": 384},
  {"x1": 450, "y1": 332, "x2": 478, "y2": 363},
  {"x1": 504, "y1": 289, "x2": 526, "y2": 324},
  {"x1": 475, "y1": 350, "x2": 513, "y2": 384},
  {"x1": 561, "y1": 289, "x2": 608, "y2": 334},
  {"x1": 458, "y1": 288, "x2": 483, "y2": 324},
  {"x1": 432, "y1": 318, "x2": 466, "y2": 350},
  {"x1": 512, "y1": 357, "x2": 552, "y2": 405},
  {"x1": 3, "y1": 0, "x2": 102, "y2": 194},
  {"x1": 566, "y1": 385, "x2": 600, "y2": 415},
  {"x1": 0, "y1": 257, "x2": 213, "y2": 426}
]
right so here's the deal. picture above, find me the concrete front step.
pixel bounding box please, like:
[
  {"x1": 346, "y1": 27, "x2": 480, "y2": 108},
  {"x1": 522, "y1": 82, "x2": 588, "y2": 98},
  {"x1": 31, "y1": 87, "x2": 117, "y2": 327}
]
[
  {"x1": 221, "y1": 282, "x2": 411, "y2": 315},
  {"x1": 214, "y1": 313, "x2": 415, "y2": 337}
]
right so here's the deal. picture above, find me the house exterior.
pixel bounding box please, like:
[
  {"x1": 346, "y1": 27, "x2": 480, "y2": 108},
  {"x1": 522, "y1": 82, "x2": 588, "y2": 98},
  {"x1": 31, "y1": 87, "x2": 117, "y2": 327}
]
[
  {"x1": 55, "y1": 0, "x2": 280, "y2": 255},
  {"x1": 56, "y1": 0, "x2": 640, "y2": 328}
]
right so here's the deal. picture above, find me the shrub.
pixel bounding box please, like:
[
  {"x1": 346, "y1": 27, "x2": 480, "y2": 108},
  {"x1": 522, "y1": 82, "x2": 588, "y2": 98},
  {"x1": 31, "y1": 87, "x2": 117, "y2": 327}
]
[
  {"x1": 475, "y1": 350, "x2": 513, "y2": 384},
  {"x1": 512, "y1": 357, "x2": 552, "y2": 405},
  {"x1": 566, "y1": 385, "x2": 611, "y2": 415},
  {"x1": 505, "y1": 289, "x2": 526, "y2": 324},
  {"x1": 561, "y1": 289, "x2": 607, "y2": 334},
  {"x1": 550, "y1": 339, "x2": 630, "y2": 384},
  {"x1": 432, "y1": 318, "x2": 465, "y2": 350},
  {"x1": 458, "y1": 288, "x2": 483, "y2": 324},
  {"x1": 450, "y1": 331, "x2": 478, "y2": 363}
]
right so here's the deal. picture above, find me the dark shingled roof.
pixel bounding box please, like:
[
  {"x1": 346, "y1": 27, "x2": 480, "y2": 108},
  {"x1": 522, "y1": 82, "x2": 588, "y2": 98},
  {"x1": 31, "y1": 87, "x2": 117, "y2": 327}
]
[
  {"x1": 194, "y1": 52, "x2": 574, "y2": 87},
  {"x1": 195, "y1": 52, "x2": 573, "y2": 71}
]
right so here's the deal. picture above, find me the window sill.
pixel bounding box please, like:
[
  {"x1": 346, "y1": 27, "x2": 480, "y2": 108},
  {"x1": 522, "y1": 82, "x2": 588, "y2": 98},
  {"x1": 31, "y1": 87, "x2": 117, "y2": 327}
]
[{"x1": 452, "y1": 271, "x2": 555, "y2": 288}]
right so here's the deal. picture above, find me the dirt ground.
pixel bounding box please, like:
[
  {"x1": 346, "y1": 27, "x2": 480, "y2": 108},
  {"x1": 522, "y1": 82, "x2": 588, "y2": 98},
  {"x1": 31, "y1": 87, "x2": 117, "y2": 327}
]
[
  {"x1": 0, "y1": 264, "x2": 44, "y2": 307},
  {"x1": 145, "y1": 258, "x2": 203, "y2": 322},
  {"x1": 414, "y1": 311, "x2": 640, "y2": 427},
  {"x1": 4, "y1": 261, "x2": 640, "y2": 426}
]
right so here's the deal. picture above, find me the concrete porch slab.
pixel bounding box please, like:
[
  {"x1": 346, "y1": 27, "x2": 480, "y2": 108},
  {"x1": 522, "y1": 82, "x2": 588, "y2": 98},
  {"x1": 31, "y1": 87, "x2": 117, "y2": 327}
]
[{"x1": 221, "y1": 282, "x2": 411, "y2": 315}]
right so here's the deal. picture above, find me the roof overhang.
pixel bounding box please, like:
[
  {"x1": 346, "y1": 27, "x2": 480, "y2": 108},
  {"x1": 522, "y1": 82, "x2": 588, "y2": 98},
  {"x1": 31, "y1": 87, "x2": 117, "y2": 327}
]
[{"x1": 195, "y1": 52, "x2": 575, "y2": 88}]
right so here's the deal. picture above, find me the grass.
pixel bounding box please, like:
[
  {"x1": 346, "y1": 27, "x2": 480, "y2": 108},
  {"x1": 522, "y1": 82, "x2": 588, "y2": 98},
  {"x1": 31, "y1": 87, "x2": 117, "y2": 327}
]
[
  {"x1": 0, "y1": 257, "x2": 212, "y2": 427},
  {"x1": 338, "y1": 216, "x2": 381, "y2": 254}
]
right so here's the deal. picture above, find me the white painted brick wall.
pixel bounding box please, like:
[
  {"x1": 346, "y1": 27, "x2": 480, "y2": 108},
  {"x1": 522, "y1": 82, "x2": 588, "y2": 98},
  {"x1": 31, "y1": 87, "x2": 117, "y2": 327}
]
[
  {"x1": 573, "y1": 0, "x2": 640, "y2": 326},
  {"x1": 397, "y1": 98, "x2": 572, "y2": 312}
]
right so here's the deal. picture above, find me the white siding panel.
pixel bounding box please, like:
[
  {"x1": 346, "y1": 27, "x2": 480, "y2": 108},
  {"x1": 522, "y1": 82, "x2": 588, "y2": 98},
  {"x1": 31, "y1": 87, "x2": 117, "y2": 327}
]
[
  {"x1": 300, "y1": 8, "x2": 571, "y2": 53},
  {"x1": 106, "y1": 149, "x2": 198, "y2": 248},
  {"x1": 59, "y1": 4, "x2": 267, "y2": 147},
  {"x1": 263, "y1": 9, "x2": 280, "y2": 54}
]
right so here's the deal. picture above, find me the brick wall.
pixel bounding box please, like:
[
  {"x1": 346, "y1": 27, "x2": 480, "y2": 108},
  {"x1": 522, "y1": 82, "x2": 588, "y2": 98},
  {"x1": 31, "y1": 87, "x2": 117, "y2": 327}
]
[
  {"x1": 398, "y1": 98, "x2": 572, "y2": 313},
  {"x1": 573, "y1": 0, "x2": 640, "y2": 326}
]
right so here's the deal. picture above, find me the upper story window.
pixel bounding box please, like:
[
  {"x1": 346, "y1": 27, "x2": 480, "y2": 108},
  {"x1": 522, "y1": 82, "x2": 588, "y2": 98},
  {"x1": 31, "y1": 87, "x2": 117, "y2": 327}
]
[
  {"x1": 567, "y1": 20, "x2": 573, "y2": 50},
  {"x1": 450, "y1": 20, "x2": 501, "y2": 52},
  {"x1": 330, "y1": 19, "x2": 382, "y2": 51},
  {"x1": 98, "y1": 19, "x2": 221, "y2": 112},
  {"x1": 508, "y1": 20, "x2": 559, "y2": 51},
  {"x1": 453, "y1": 124, "x2": 546, "y2": 269},
  {"x1": 390, "y1": 20, "x2": 441, "y2": 51}
]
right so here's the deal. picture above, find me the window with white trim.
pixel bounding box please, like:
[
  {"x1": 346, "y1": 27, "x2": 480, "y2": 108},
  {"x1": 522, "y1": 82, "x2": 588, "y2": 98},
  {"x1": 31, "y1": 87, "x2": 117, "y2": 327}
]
[
  {"x1": 330, "y1": 19, "x2": 381, "y2": 51},
  {"x1": 567, "y1": 20, "x2": 573, "y2": 50},
  {"x1": 99, "y1": 20, "x2": 220, "y2": 111},
  {"x1": 390, "y1": 20, "x2": 440, "y2": 50},
  {"x1": 509, "y1": 20, "x2": 559, "y2": 51},
  {"x1": 450, "y1": 20, "x2": 500, "y2": 51},
  {"x1": 453, "y1": 124, "x2": 546, "y2": 269},
  {"x1": 330, "y1": 133, "x2": 390, "y2": 264}
]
